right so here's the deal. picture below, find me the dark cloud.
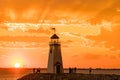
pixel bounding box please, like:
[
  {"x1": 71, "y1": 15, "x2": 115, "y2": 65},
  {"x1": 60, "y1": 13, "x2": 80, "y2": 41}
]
[{"x1": 87, "y1": 26, "x2": 120, "y2": 50}]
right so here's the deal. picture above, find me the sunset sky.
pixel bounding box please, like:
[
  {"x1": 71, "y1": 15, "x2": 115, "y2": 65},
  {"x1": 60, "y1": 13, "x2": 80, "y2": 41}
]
[{"x1": 0, "y1": 0, "x2": 120, "y2": 68}]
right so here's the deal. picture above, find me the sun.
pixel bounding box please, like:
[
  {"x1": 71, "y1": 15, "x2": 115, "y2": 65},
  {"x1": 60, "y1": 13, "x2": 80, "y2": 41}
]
[{"x1": 14, "y1": 63, "x2": 20, "y2": 68}]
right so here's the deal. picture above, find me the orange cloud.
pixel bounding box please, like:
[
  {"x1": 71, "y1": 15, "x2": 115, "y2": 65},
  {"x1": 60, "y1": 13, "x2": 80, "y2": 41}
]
[
  {"x1": 89, "y1": 0, "x2": 120, "y2": 24},
  {"x1": 87, "y1": 26, "x2": 120, "y2": 50},
  {"x1": 0, "y1": 36, "x2": 48, "y2": 42},
  {"x1": 27, "y1": 27, "x2": 51, "y2": 34},
  {"x1": 83, "y1": 53, "x2": 103, "y2": 60},
  {"x1": 0, "y1": 0, "x2": 116, "y2": 22}
]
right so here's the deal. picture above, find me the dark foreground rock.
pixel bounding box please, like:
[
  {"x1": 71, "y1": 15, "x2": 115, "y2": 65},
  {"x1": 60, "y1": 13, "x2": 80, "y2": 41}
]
[{"x1": 18, "y1": 73, "x2": 120, "y2": 80}]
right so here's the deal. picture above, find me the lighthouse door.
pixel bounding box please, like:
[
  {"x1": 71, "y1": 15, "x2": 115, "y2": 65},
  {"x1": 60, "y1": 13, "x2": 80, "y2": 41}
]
[{"x1": 56, "y1": 63, "x2": 61, "y2": 74}]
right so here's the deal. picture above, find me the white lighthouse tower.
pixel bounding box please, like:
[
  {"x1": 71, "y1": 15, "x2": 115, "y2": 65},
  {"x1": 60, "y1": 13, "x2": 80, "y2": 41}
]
[{"x1": 47, "y1": 28, "x2": 64, "y2": 73}]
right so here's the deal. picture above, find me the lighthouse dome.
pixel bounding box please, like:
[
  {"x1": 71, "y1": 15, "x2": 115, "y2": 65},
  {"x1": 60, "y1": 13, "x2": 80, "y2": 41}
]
[{"x1": 51, "y1": 34, "x2": 59, "y2": 39}]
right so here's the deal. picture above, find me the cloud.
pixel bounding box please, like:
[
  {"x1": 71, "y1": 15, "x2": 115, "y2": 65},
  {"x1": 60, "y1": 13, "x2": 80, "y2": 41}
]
[
  {"x1": 27, "y1": 27, "x2": 51, "y2": 34},
  {"x1": 0, "y1": 0, "x2": 116, "y2": 22},
  {"x1": 83, "y1": 53, "x2": 103, "y2": 60},
  {"x1": 0, "y1": 25, "x2": 8, "y2": 30},
  {"x1": 0, "y1": 36, "x2": 48, "y2": 42},
  {"x1": 89, "y1": 0, "x2": 120, "y2": 24},
  {"x1": 0, "y1": 41, "x2": 48, "y2": 48},
  {"x1": 87, "y1": 26, "x2": 120, "y2": 50},
  {"x1": 61, "y1": 40, "x2": 73, "y2": 47},
  {"x1": 0, "y1": 30, "x2": 49, "y2": 47},
  {"x1": 0, "y1": 26, "x2": 51, "y2": 48},
  {"x1": 0, "y1": 0, "x2": 109, "y2": 11},
  {"x1": 0, "y1": 23, "x2": 52, "y2": 36}
]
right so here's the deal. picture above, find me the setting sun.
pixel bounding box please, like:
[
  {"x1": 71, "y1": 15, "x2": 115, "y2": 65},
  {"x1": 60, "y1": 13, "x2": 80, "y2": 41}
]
[{"x1": 14, "y1": 63, "x2": 20, "y2": 68}]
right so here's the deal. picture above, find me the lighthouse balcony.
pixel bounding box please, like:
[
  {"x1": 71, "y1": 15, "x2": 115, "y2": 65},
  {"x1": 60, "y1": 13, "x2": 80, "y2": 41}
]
[{"x1": 49, "y1": 42, "x2": 61, "y2": 46}]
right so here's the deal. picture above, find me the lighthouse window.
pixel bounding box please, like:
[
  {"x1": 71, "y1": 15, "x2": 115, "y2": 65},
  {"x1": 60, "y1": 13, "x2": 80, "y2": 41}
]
[{"x1": 50, "y1": 47, "x2": 52, "y2": 53}]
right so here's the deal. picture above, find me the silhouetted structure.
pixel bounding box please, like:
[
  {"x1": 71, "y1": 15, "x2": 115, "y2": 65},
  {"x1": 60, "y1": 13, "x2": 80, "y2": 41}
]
[
  {"x1": 69, "y1": 67, "x2": 72, "y2": 73},
  {"x1": 69, "y1": 67, "x2": 77, "y2": 73},
  {"x1": 89, "y1": 67, "x2": 92, "y2": 74},
  {"x1": 74, "y1": 67, "x2": 77, "y2": 73},
  {"x1": 47, "y1": 28, "x2": 63, "y2": 73},
  {"x1": 33, "y1": 68, "x2": 35, "y2": 73},
  {"x1": 36, "y1": 68, "x2": 41, "y2": 73}
]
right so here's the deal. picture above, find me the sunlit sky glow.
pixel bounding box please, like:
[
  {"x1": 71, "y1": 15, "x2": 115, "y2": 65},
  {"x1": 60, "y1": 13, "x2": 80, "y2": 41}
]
[{"x1": 0, "y1": 0, "x2": 120, "y2": 68}]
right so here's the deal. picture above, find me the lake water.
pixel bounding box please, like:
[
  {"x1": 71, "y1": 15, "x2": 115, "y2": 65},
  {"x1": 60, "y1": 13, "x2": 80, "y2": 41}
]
[{"x1": 0, "y1": 68, "x2": 120, "y2": 80}]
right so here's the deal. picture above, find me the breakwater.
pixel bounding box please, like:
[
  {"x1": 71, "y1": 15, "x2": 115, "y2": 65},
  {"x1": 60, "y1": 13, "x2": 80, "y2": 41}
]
[{"x1": 18, "y1": 73, "x2": 120, "y2": 80}]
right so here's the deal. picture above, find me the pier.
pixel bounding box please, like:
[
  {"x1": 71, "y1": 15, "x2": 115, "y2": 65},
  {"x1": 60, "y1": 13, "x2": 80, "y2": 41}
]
[{"x1": 18, "y1": 73, "x2": 120, "y2": 80}]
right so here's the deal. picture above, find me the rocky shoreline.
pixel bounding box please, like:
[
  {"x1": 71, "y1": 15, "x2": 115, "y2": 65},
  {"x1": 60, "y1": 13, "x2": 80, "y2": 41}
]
[{"x1": 18, "y1": 73, "x2": 120, "y2": 80}]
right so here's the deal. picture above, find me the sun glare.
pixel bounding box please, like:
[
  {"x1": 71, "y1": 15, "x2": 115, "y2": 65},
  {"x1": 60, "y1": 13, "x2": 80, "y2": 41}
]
[{"x1": 14, "y1": 63, "x2": 20, "y2": 68}]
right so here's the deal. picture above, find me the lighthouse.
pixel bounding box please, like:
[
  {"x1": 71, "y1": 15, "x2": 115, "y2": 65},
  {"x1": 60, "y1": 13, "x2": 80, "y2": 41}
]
[{"x1": 47, "y1": 28, "x2": 64, "y2": 73}]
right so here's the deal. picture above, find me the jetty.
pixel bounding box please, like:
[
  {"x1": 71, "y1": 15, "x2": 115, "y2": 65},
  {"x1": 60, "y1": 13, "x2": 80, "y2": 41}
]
[{"x1": 18, "y1": 73, "x2": 120, "y2": 80}]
